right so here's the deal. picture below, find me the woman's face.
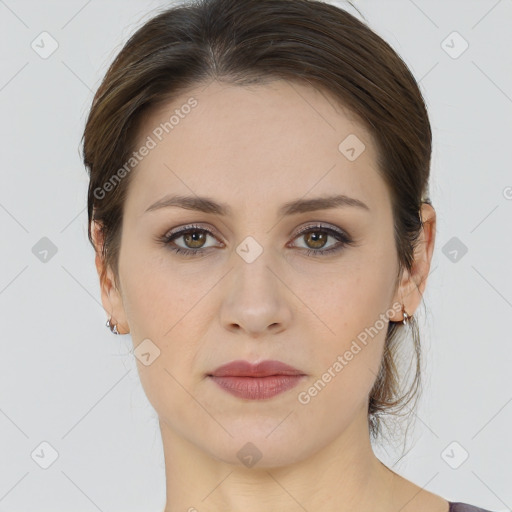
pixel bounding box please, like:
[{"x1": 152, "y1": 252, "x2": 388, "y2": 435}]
[{"x1": 97, "y1": 79, "x2": 413, "y2": 466}]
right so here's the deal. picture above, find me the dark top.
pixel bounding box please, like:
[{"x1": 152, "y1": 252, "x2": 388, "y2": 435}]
[{"x1": 449, "y1": 502, "x2": 498, "y2": 512}]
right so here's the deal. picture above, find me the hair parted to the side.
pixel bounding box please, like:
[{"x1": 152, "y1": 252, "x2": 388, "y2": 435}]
[{"x1": 81, "y1": 0, "x2": 432, "y2": 445}]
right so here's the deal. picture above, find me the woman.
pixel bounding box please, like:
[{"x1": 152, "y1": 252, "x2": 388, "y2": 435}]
[{"x1": 82, "y1": 0, "x2": 497, "y2": 510}]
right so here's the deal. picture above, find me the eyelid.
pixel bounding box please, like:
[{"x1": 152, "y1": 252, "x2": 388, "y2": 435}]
[
  {"x1": 164, "y1": 223, "x2": 223, "y2": 241},
  {"x1": 292, "y1": 222, "x2": 347, "y2": 238}
]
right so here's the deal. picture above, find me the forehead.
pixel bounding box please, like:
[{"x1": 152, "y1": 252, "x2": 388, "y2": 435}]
[{"x1": 126, "y1": 79, "x2": 388, "y2": 217}]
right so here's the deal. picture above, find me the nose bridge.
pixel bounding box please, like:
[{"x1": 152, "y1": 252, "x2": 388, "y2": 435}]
[{"x1": 231, "y1": 233, "x2": 280, "y2": 298}]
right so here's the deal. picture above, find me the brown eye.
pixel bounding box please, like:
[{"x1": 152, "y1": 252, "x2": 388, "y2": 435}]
[
  {"x1": 303, "y1": 230, "x2": 329, "y2": 250},
  {"x1": 182, "y1": 230, "x2": 207, "y2": 249},
  {"x1": 290, "y1": 224, "x2": 353, "y2": 257},
  {"x1": 157, "y1": 224, "x2": 222, "y2": 257}
]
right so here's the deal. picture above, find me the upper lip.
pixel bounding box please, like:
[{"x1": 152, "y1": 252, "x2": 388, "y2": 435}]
[{"x1": 209, "y1": 360, "x2": 305, "y2": 377}]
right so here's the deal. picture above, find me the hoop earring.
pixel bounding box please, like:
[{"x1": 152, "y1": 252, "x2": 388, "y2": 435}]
[
  {"x1": 106, "y1": 317, "x2": 120, "y2": 335},
  {"x1": 402, "y1": 304, "x2": 411, "y2": 325}
]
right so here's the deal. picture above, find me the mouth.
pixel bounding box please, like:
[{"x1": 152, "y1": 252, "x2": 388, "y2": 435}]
[{"x1": 207, "y1": 360, "x2": 306, "y2": 400}]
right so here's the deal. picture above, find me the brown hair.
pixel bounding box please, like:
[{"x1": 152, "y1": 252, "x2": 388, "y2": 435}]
[{"x1": 82, "y1": 0, "x2": 432, "y2": 443}]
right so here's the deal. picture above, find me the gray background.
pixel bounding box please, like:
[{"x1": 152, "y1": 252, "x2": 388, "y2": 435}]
[{"x1": 0, "y1": 0, "x2": 511, "y2": 511}]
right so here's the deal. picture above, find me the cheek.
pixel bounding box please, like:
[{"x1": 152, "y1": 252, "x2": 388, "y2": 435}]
[
  {"x1": 296, "y1": 288, "x2": 391, "y2": 427},
  {"x1": 119, "y1": 257, "x2": 207, "y2": 419},
  {"x1": 310, "y1": 259, "x2": 395, "y2": 342},
  {"x1": 119, "y1": 244, "x2": 193, "y2": 336},
  {"x1": 117, "y1": 249, "x2": 197, "y2": 381},
  {"x1": 306, "y1": 252, "x2": 396, "y2": 392}
]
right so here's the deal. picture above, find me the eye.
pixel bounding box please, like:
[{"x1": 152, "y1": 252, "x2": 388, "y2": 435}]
[
  {"x1": 156, "y1": 224, "x2": 221, "y2": 257},
  {"x1": 155, "y1": 223, "x2": 354, "y2": 258},
  {"x1": 288, "y1": 224, "x2": 354, "y2": 257}
]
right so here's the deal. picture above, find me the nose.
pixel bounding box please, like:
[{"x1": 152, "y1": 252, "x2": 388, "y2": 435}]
[{"x1": 219, "y1": 252, "x2": 293, "y2": 338}]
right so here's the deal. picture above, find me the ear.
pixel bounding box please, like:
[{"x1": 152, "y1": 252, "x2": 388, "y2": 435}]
[
  {"x1": 389, "y1": 203, "x2": 436, "y2": 322},
  {"x1": 91, "y1": 220, "x2": 130, "y2": 334}
]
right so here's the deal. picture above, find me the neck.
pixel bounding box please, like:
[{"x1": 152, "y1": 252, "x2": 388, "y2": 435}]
[{"x1": 160, "y1": 406, "x2": 396, "y2": 512}]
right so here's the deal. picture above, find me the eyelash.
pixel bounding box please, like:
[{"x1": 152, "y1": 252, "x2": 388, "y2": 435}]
[{"x1": 155, "y1": 223, "x2": 354, "y2": 258}]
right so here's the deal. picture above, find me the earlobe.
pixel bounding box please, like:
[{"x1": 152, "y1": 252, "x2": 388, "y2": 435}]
[
  {"x1": 101, "y1": 264, "x2": 130, "y2": 335},
  {"x1": 390, "y1": 268, "x2": 417, "y2": 323}
]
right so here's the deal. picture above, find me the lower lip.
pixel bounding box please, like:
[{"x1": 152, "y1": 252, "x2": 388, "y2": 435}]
[{"x1": 209, "y1": 375, "x2": 305, "y2": 400}]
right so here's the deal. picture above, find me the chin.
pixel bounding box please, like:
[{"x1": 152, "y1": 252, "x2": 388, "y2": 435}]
[{"x1": 203, "y1": 428, "x2": 318, "y2": 469}]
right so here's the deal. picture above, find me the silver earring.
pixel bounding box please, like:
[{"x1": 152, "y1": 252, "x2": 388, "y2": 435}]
[
  {"x1": 106, "y1": 317, "x2": 120, "y2": 335},
  {"x1": 402, "y1": 304, "x2": 410, "y2": 325}
]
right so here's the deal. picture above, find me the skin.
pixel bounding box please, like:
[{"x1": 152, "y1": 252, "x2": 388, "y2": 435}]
[{"x1": 92, "y1": 79, "x2": 443, "y2": 512}]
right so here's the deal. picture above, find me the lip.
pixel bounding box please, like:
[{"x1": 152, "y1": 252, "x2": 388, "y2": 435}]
[
  {"x1": 209, "y1": 359, "x2": 305, "y2": 377},
  {"x1": 208, "y1": 360, "x2": 306, "y2": 400}
]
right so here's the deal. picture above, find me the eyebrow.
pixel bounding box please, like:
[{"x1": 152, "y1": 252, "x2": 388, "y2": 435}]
[{"x1": 144, "y1": 193, "x2": 370, "y2": 216}]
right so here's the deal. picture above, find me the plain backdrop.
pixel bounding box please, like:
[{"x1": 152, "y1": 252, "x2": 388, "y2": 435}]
[{"x1": 0, "y1": 0, "x2": 511, "y2": 511}]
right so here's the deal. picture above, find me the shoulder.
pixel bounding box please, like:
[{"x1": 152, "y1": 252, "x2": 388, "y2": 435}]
[
  {"x1": 384, "y1": 470, "x2": 500, "y2": 512},
  {"x1": 449, "y1": 502, "x2": 501, "y2": 512}
]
